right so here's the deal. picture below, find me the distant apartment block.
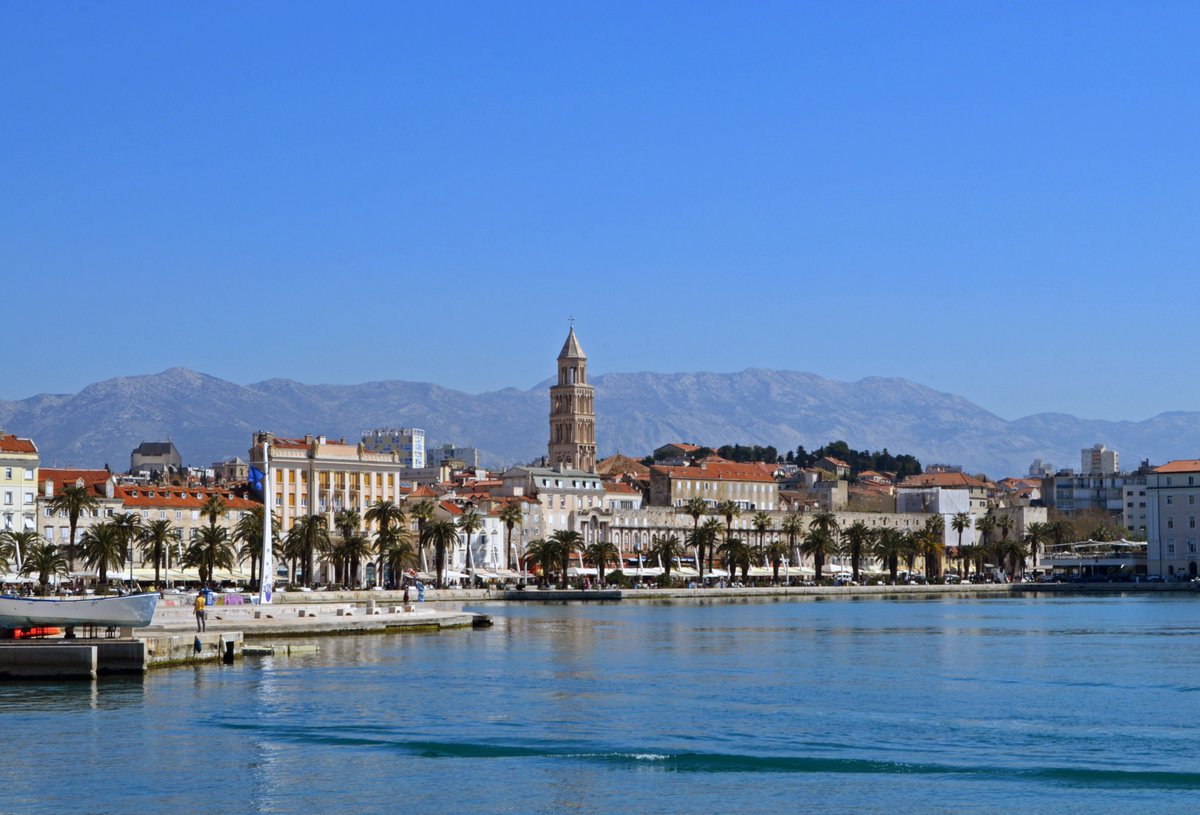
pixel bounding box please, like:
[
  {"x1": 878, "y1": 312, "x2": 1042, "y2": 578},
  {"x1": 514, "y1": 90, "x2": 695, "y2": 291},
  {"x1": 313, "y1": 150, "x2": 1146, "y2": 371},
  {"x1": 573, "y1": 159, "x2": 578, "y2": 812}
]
[
  {"x1": 362, "y1": 427, "x2": 425, "y2": 468},
  {"x1": 1081, "y1": 443, "x2": 1119, "y2": 476},
  {"x1": 429, "y1": 443, "x2": 480, "y2": 469},
  {"x1": 1028, "y1": 458, "x2": 1054, "y2": 478}
]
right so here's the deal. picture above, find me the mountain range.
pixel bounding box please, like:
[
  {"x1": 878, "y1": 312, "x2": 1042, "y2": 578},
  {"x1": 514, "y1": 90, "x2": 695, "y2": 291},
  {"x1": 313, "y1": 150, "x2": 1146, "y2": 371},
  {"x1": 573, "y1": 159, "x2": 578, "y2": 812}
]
[{"x1": 1, "y1": 366, "x2": 1196, "y2": 478}]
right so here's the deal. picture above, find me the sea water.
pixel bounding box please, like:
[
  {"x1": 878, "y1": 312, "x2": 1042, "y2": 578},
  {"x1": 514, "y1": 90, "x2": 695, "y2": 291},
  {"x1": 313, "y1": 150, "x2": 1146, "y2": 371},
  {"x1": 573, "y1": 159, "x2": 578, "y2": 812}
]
[{"x1": 2, "y1": 594, "x2": 1199, "y2": 814}]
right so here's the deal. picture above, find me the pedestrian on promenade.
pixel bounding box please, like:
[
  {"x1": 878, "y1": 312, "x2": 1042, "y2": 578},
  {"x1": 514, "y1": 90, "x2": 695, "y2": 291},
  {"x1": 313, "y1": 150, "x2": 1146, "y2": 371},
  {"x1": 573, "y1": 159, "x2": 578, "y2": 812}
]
[
  {"x1": 403, "y1": 586, "x2": 410, "y2": 605},
  {"x1": 194, "y1": 589, "x2": 207, "y2": 632}
]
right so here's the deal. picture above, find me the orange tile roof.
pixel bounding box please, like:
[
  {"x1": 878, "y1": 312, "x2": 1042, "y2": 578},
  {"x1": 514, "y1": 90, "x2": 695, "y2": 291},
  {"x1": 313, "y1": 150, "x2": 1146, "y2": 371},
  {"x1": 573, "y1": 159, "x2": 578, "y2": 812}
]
[
  {"x1": 900, "y1": 472, "x2": 987, "y2": 489},
  {"x1": 0, "y1": 434, "x2": 37, "y2": 454},
  {"x1": 1154, "y1": 460, "x2": 1200, "y2": 473},
  {"x1": 604, "y1": 482, "x2": 639, "y2": 494},
  {"x1": 39, "y1": 468, "x2": 113, "y2": 499},
  {"x1": 652, "y1": 460, "x2": 777, "y2": 484},
  {"x1": 116, "y1": 485, "x2": 259, "y2": 511}
]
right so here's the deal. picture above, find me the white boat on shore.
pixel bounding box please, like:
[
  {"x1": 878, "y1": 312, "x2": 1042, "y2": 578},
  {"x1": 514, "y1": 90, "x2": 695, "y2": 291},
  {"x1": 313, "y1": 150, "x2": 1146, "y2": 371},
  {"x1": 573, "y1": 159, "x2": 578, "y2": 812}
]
[{"x1": 0, "y1": 593, "x2": 159, "y2": 629}]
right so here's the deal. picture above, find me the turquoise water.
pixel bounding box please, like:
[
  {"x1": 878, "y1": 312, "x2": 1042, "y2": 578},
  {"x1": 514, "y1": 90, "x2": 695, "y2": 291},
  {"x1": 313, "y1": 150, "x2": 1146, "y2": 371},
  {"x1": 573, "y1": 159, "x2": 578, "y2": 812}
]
[{"x1": 3, "y1": 594, "x2": 1200, "y2": 814}]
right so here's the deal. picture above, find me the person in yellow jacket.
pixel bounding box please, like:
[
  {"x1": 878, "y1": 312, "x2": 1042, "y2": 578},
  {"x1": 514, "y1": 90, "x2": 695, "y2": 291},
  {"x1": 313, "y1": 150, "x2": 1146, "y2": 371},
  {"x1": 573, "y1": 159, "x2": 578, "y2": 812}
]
[{"x1": 194, "y1": 590, "x2": 207, "y2": 632}]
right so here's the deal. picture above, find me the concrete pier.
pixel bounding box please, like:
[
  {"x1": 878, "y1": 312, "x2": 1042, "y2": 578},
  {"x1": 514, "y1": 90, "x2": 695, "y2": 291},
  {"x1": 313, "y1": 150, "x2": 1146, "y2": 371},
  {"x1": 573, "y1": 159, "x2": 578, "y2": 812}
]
[{"x1": 0, "y1": 644, "x2": 98, "y2": 679}]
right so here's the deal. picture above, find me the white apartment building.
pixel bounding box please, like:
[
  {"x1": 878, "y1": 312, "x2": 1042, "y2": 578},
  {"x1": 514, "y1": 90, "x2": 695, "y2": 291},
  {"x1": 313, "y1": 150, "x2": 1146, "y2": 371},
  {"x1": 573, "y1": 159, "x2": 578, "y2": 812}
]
[
  {"x1": 1145, "y1": 460, "x2": 1200, "y2": 578},
  {"x1": 0, "y1": 433, "x2": 39, "y2": 536},
  {"x1": 1081, "y1": 443, "x2": 1119, "y2": 476}
]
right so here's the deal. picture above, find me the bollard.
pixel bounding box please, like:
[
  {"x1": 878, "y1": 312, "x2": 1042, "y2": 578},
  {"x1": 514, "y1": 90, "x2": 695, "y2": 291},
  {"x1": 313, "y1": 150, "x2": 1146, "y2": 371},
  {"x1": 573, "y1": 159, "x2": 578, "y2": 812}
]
[{"x1": 366, "y1": 599, "x2": 376, "y2": 615}]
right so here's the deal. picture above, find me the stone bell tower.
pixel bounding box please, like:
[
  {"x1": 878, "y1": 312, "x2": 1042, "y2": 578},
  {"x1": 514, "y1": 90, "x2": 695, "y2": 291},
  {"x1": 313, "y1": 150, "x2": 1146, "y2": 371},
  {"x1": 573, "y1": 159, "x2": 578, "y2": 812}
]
[{"x1": 548, "y1": 326, "x2": 596, "y2": 472}]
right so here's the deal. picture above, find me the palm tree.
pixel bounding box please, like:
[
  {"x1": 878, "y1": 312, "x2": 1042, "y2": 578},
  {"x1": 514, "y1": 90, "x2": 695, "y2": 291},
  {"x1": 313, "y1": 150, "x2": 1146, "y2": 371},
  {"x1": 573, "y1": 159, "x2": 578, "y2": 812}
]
[
  {"x1": 139, "y1": 519, "x2": 179, "y2": 587},
  {"x1": 81, "y1": 522, "x2": 125, "y2": 586},
  {"x1": 996, "y1": 536, "x2": 1027, "y2": 578},
  {"x1": 950, "y1": 512, "x2": 972, "y2": 576},
  {"x1": 186, "y1": 525, "x2": 236, "y2": 586},
  {"x1": 0, "y1": 529, "x2": 40, "y2": 574},
  {"x1": 682, "y1": 497, "x2": 709, "y2": 580},
  {"x1": 1048, "y1": 517, "x2": 1075, "y2": 561},
  {"x1": 1025, "y1": 521, "x2": 1049, "y2": 569},
  {"x1": 233, "y1": 507, "x2": 280, "y2": 590},
  {"x1": 714, "y1": 500, "x2": 741, "y2": 571},
  {"x1": 456, "y1": 509, "x2": 484, "y2": 581},
  {"x1": 582, "y1": 539, "x2": 619, "y2": 584},
  {"x1": 47, "y1": 483, "x2": 98, "y2": 571},
  {"x1": 922, "y1": 515, "x2": 946, "y2": 579},
  {"x1": 524, "y1": 537, "x2": 556, "y2": 587},
  {"x1": 365, "y1": 500, "x2": 406, "y2": 587},
  {"x1": 975, "y1": 513, "x2": 996, "y2": 554},
  {"x1": 110, "y1": 511, "x2": 142, "y2": 577},
  {"x1": 408, "y1": 500, "x2": 436, "y2": 573},
  {"x1": 425, "y1": 519, "x2": 459, "y2": 588},
  {"x1": 995, "y1": 513, "x2": 1014, "y2": 551},
  {"x1": 199, "y1": 493, "x2": 228, "y2": 529},
  {"x1": 840, "y1": 521, "x2": 874, "y2": 583},
  {"x1": 287, "y1": 515, "x2": 330, "y2": 587},
  {"x1": 338, "y1": 532, "x2": 376, "y2": 587},
  {"x1": 751, "y1": 511, "x2": 773, "y2": 557},
  {"x1": 498, "y1": 501, "x2": 524, "y2": 571},
  {"x1": 872, "y1": 527, "x2": 906, "y2": 583},
  {"x1": 918, "y1": 520, "x2": 945, "y2": 580},
  {"x1": 717, "y1": 536, "x2": 751, "y2": 582},
  {"x1": 21, "y1": 540, "x2": 68, "y2": 595},
  {"x1": 649, "y1": 533, "x2": 684, "y2": 583},
  {"x1": 765, "y1": 536, "x2": 791, "y2": 583},
  {"x1": 549, "y1": 529, "x2": 583, "y2": 588},
  {"x1": 801, "y1": 521, "x2": 838, "y2": 582},
  {"x1": 780, "y1": 513, "x2": 805, "y2": 571},
  {"x1": 382, "y1": 534, "x2": 415, "y2": 585},
  {"x1": 333, "y1": 508, "x2": 362, "y2": 585}
]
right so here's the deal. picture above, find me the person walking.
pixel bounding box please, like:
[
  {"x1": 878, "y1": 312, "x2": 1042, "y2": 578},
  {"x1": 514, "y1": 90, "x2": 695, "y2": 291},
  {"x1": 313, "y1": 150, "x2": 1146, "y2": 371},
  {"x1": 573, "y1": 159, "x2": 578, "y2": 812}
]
[{"x1": 194, "y1": 589, "x2": 207, "y2": 632}]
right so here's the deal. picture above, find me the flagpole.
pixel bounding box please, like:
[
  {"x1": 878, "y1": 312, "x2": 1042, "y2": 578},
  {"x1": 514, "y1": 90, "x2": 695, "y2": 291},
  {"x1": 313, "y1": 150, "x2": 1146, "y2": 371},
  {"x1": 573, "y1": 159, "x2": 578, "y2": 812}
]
[{"x1": 259, "y1": 441, "x2": 274, "y2": 605}]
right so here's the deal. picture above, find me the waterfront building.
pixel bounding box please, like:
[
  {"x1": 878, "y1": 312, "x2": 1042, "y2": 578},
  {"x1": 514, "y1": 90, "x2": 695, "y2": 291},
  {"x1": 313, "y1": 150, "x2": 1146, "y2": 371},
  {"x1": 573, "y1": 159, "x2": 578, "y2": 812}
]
[
  {"x1": 1123, "y1": 483, "x2": 1149, "y2": 538},
  {"x1": 897, "y1": 471, "x2": 989, "y2": 514},
  {"x1": 500, "y1": 464, "x2": 605, "y2": 541},
  {"x1": 1081, "y1": 443, "x2": 1119, "y2": 476},
  {"x1": 38, "y1": 468, "x2": 120, "y2": 547},
  {"x1": 362, "y1": 427, "x2": 425, "y2": 468},
  {"x1": 116, "y1": 483, "x2": 257, "y2": 549},
  {"x1": 1144, "y1": 459, "x2": 1200, "y2": 578},
  {"x1": 0, "y1": 433, "x2": 39, "y2": 535},
  {"x1": 249, "y1": 432, "x2": 410, "y2": 536},
  {"x1": 548, "y1": 326, "x2": 596, "y2": 472},
  {"x1": 1043, "y1": 471, "x2": 1144, "y2": 515},
  {"x1": 130, "y1": 440, "x2": 182, "y2": 477},
  {"x1": 648, "y1": 458, "x2": 779, "y2": 511}
]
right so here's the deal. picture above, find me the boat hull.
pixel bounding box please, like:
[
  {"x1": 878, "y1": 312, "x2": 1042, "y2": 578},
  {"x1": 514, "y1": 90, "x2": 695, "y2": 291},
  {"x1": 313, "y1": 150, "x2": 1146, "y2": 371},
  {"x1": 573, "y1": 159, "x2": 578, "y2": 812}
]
[{"x1": 0, "y1": 594, "x2": 159, "y2": 629}]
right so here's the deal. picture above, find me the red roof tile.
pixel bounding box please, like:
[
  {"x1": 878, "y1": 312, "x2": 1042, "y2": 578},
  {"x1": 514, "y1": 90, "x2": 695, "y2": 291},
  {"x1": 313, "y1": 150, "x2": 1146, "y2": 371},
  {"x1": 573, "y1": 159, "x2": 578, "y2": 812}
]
[{"x1": 0, "y1": 434, "x2": 37, "y2": 454}]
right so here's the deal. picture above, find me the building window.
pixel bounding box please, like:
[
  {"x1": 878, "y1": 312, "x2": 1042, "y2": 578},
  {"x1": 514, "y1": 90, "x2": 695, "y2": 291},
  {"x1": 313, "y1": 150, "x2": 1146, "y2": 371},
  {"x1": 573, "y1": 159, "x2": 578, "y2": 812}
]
[
  {"x1": 23, "y1": 469, "x2": 33, "y2": 480},
  {"x1": 1191, "y1": 541, "x2": 1198, "y2": 554},
  {"x1": 1168, "y1": 518, "x2": 1174, "y2": 529},
  {"x1": 2, "y1": 492, "x2": 10, "y2": 505},
  {"x1": 1191, "y1": 496, "x2": 1196, "y2": 505},
  {"x1": 1167, "y1": 497, "x2": 1174, "y2": 506},
  {"x1": 1167, "y1": 541, "x2": 1176, "y2": 554},
  {"x1": 3, "y1": 468, "x2": 10, "y2": 479}
]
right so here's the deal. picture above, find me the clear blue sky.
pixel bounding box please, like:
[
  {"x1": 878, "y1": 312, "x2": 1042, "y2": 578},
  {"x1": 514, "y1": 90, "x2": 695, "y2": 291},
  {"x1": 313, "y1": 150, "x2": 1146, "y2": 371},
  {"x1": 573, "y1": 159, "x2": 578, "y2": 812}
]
[{"x1": 3, "y1": 2, "x2": 1198, "y2": 421}]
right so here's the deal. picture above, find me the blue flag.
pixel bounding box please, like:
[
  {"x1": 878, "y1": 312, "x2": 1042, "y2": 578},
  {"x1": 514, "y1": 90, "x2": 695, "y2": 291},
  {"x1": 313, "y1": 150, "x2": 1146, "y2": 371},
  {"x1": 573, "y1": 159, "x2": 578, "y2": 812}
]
[{"x1": 248, "y1": 465, "x2": 265, "y2": 498}]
